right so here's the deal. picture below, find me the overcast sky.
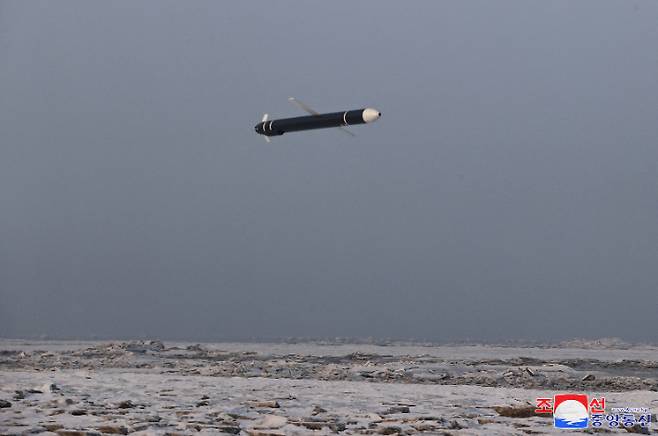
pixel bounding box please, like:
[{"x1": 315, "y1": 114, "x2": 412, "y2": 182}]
[{"x1": 1, "y1": 1, "x2": 657, "y2": 342}]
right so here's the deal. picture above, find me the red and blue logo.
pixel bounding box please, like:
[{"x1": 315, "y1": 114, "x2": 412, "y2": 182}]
[
  {"x1": 552, "y1": 394, "x2": 590, "y2": 428},
  {"x1": 536, "y1": 394, "x2": 652, "y2": 430}
]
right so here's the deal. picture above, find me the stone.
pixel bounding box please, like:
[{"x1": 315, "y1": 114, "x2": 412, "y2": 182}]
[
  {"x1": 493, "y1": 405, "x2": 541, "y2": 418},
  {"x1": 130, "y1": 423, "x2": 151, "y2": 432},
  {"x1": 383, "y1": 405, "x2": 410, "y2": 414},
  {"x1": 56, "y1": 431, "x2": 101, "y2": 436},
  {"x1": 448, "y1": 420, "x2": 464, "y2": 429},
  {"x1": 582, "y1": 373, "x2": 596, "y2": 381},
  {"x1": 95, "y1": 425, "x2": 128, "y2": 435},
  {"x1": 296, "y1": 420, "x2": 346, "y2": 432},
  {"x1": 0, "y1": 399, "x2": 11, "y2": 408},
  {"x1": 245, "y1": 431, "x2": 285, "y2": 436},
  {"x1": 253, "y1": 414, "x2": 287, "y2": 429},
  {"x1": 42, "y1": 383, "x2": 60, "y2": 392},
  {"x1": 116, "y1": 400, "x2": 135, "y2": 409},
  {"x1": 297, "y1": 422, "x2": 326, "y2": 430},
  {"x1": 123, "y1": 340, "x2": 165, "y2": 353},
  {"x1": 311, "y1": 405, "x2": 327, "y2": 415},
  {"x1": 412, "y1": 423, "x2": 439, "y2": 432},
  {"x1": 248, "y1": 400, "x2": 280, "y2": 408},
  {"x1": 378, "y1": 426, "x2": 402, "y2": 434}
]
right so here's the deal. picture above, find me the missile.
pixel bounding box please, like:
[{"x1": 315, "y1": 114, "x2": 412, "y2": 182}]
[{"x1": 254, "y1": 97, "x2": 381, "y2": 141}]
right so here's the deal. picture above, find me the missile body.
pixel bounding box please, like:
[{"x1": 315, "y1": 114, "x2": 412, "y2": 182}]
[{"x1": 255, "y1": 108, "x2": 381, "y2": 137}]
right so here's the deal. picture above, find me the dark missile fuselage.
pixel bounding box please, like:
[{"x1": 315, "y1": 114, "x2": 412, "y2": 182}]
[{"x1": 255, "y1": 108, "x2": 380, "y2": 137}]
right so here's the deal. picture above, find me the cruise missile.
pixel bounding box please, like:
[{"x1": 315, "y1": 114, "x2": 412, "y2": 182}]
[{"x1": 254, "y1": 97, "x2": 381, "y2": 141}]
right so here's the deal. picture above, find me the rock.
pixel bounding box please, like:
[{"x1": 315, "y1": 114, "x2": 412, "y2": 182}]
[
  {"x1": 123, "y1": 340, "x2": 165, "y2": 353},
  {"x1": 493, "y1": 405, "x2": 541, "y2": 418},
  {"x1": 22, "y1": 426, "x2": 47, "y2": 434},
  {"x1": 525, "y1": 367, "x2": 535, "y2": 376},
  {"x1": 296, "y1": 420, "x2": 346, "y2": 432},
  {"x1": 42, "y1": 383, "x2": 60, "y2": 392},
  {"x1": 186, "y1": 344, "x2": 205, "y2": 352},
  {"x1": 357, "y1": 412, "x2": 383, "y2": 422},
  {"x1": 311, "y1": 405, "x2": 327, "y2": 415},
  {"x1": 253, "y1": 414, "x2": 287, "y2": 429},
  {"x1": 196, "y1": 400, "x2": 209, "y2": 407},
  {"x1": 0, "y1": 399, "x2": 11, "y2": 408},
  {"x1": 416, "y1": 416, "x2": 445, "y2": 422},
  {"x1": 56, "y1": 431, "x2": 101, "y2": 436},
  {"x1": 130, "y1": 423, "x2": 151, "y2": 432},
  {"x1": 70, "y1": 409, "x2": 87, "y2": 416},
  {"x1": 378, "y1": 426, "x2": 402, "y2": 435},
  {"x1": 411, "y1": 372, "x2": 449, "y2": 381},
  {"x1": 383, "y1": 405, "x2": 410, "y2": 414},
  {"x1": 297, "y1": 421, "x2": 328, "y2": 430},
  {"x1": 14, "y1": 390, "x2": 25, "y2": 400},
  {"x1": 448, "y1": 420, "x2": 464, "y2": 429},
  {"x1": 248, "y1": 400, "x2": 280, "y2": 408},
  {"x1": 412, "y1": 422, "x2": 439, "y2": 432},
  {"x1": 116, "y1": 400, "x2": 135, "y2": 409},
  {"x1": 218, "y1": 426, "x2": 241, "y2": 434},
  {"x1": 96, "y1": 425, "x2": 128, "y2": 435},
  {"x1": 245, "y1": 431, "x2": 285, "y2": 436},
  {"x1": 187, "y1": 423, "x2": 203, "y2": 432},
  {"x1": 582, "y1": 373, "x2": 596, "y2": 381}
]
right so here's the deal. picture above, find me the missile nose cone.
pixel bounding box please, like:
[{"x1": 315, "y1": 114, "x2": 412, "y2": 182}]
[{"x1": 362, "y1": 108, "x2": 381, "y2": 123}]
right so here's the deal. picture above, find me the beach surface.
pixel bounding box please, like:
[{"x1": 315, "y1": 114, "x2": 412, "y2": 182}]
[{"x1": 1, "y1": 339, "x2": 656, "y2": 435}]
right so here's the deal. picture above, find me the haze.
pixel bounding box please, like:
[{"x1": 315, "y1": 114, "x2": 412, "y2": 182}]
[{"x1": 1, "y1": 1, "x2": 657, "y2": 342}]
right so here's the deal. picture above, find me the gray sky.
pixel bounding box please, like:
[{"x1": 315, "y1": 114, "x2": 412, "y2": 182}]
[{"x1": 1, "y1": 1, "x2": 657, "y2": 342}]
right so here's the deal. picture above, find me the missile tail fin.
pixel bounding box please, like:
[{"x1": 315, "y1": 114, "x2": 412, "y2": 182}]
[{"x1": 337, "y1": 126, "x2": 356, "y2": 137}]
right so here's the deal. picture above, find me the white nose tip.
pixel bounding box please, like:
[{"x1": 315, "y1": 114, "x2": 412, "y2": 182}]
[{"x1": 362, "y1": 108, "x2": 381, "y2": 123}]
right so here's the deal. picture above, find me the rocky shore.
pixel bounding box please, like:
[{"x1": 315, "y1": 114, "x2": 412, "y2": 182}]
[{"x1": 1, "y1": 340, "x2": 657, "y2": 435}]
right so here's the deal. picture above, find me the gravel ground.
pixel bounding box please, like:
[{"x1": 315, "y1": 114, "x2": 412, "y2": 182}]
[{"x1": 1, "y1": 340, "x2": 657, "y2": 435}]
